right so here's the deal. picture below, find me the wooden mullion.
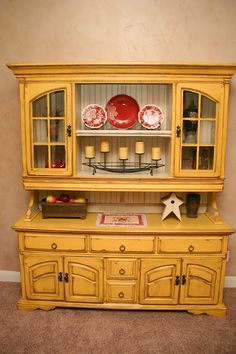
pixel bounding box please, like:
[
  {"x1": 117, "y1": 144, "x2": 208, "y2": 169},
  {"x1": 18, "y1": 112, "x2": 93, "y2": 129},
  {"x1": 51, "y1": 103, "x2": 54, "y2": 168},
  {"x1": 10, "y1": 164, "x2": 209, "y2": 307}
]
[{"x1": 47, "y1": 93, "x2": 51, "y2": 168}]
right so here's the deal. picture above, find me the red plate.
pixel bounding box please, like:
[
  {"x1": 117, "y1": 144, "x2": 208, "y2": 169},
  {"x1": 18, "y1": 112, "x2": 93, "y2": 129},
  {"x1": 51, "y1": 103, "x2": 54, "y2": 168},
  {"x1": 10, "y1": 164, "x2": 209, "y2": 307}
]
[
  {"x1": 138, "y1": 105, "x2": 164, "y2": 129},
  {"x1": 106, "y1": 94, "x2": 139, "y2": 129},
  {"x1": 82, "y1": 104, "x2": 107, "y2": 129}
]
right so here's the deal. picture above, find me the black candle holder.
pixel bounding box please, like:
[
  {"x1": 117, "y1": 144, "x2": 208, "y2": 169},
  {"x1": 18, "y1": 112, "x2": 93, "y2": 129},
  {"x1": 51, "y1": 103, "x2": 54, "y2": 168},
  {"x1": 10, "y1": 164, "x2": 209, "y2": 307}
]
[{"x1": 83, "y1": 159, "x2": 164, "y2": 175}]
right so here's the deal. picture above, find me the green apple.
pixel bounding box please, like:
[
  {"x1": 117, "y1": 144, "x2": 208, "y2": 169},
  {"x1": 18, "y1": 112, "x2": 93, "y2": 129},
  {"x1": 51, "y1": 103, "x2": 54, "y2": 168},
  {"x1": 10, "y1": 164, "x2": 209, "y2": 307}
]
[{"x1": 46, "y1": 195, "x2": 57, "y2": 203}]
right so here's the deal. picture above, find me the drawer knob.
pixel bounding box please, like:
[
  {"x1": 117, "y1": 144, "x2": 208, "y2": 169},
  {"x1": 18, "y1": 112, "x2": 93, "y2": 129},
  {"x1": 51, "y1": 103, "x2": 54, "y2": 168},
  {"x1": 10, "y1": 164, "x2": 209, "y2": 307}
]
[
  {"x1": 51, "y1": 243, "x2": 57, "y2": 250},
  {"x1": 119, "y1": 245, "x2": 126, "y2": 252},
  {"x1": 119, "y1": 292, "x2": 124, "y2": 298},
  {"x1": 119, "y1": 268, "x2": 126, "y2": 275},
  {"x1": 188, "y1": 245, "x2": 194, "y2": 252}
]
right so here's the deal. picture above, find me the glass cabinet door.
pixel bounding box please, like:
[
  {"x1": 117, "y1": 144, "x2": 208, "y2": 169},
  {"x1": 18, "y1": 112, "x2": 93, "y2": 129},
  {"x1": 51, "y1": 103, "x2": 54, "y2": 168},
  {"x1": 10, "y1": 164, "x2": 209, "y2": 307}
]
[
  {"x1": 27, "y1": 85, "x2": 72, "y2": 175},
  {"x1": 175, "y1": 84, "x2": 222, "y2": 177}
]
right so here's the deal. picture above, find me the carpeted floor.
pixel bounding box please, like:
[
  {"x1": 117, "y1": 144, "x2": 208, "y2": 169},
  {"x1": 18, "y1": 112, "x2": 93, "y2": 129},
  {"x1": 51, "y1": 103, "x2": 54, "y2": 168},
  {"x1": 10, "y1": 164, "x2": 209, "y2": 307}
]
[{"x1": 0, "y1": 282, "x2": 236, "y2": 354}]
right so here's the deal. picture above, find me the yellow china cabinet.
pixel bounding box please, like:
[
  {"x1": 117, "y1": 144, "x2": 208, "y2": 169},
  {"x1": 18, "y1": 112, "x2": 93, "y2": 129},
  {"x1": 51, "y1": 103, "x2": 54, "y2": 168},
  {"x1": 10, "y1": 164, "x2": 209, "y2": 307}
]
[{"x1": 9, "y1": 63, "x2": 236, "y2": 315}]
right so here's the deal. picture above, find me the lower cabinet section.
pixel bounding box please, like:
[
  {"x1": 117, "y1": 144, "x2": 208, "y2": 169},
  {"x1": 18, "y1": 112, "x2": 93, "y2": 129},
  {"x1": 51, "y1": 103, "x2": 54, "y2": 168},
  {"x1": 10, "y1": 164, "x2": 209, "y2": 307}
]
[
  {"x1": 24, "y1": 255, "x2": 64, "y2": 301},
  {"x1": 64, "y1": 257, "x2": 103, "y2": 303},
  {"x1": 180, "y1": 258, "x2": 222, "y2": 305},
  {"x1": 22, "y1": 254, "x2": 224, "y2": 314},
  {"x1": 140, "y1": 258, "x2": 222, "y2": 305},
  {"x1": 140, "y1": 259, "x2": 181, "y2": 305},
  {"x1": 24, "y1": 255, "x2": 103, "y2": 303}
]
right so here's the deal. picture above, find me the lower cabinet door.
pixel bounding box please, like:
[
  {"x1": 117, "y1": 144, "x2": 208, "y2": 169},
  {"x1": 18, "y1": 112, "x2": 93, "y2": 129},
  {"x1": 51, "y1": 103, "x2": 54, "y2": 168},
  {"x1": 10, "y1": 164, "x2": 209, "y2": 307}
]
[
  {"x1": 64, "y1": 257, "x2": 104, "y2": 303},
  {"x1": 179, "y1": 257, "x2": 222, "y2": 305},
  {"x1": 140, "y1": 259, "x2": 181, "y2": 305},
  {"x1": 24, "y1": 255, "x2": 64, "y2": 301}
]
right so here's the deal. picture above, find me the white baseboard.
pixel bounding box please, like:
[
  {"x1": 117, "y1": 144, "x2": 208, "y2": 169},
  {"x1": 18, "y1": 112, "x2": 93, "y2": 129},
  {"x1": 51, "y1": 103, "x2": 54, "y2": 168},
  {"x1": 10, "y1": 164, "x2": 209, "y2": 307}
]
[
  {"x1": 224, "y1": 276, "x2": 236, "y2": 288},
  {"x1": 0, "y1": 271, "x2": 21, "y2": 282},
  {"x1": 0, "y1": 271, "x2": 236, "y2": 287}
]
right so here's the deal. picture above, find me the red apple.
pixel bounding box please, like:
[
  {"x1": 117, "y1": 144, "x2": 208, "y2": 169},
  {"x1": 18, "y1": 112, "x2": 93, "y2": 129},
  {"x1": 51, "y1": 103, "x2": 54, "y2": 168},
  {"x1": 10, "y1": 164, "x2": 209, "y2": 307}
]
[
  {"x1": 69, "y1": 197, "x2": 75, "y2": 203},
  {"x1": 59, "y1": 194, "x2": 70, "y2": 203},
  {"x1": 46, "y1": 195, "x2": 57, "y2": 203}
]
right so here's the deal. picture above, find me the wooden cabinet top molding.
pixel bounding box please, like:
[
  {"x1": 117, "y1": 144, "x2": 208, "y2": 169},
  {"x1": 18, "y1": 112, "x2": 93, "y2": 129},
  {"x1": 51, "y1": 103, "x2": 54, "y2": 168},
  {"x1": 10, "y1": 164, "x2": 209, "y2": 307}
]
[{"x1": 7, "y1": 62, "x2": 236, "y2": 79}]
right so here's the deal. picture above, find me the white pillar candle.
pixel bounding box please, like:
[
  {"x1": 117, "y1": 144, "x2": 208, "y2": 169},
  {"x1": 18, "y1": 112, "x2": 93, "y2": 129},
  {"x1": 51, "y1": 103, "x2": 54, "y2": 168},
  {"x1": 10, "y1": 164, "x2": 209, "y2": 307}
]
[
  {"x1": 100, "y1": 140, "x2": 110, "y2": 153},
  {"x1": 119, "y1": 147, "x2": 128, "y2": 160},
  {"x1": 135, "y1": 141, "x2": 144, "y2": 154},
  {"x1": 85, "y1": 145, "x2": 95, "y2": 159},
  {"x1": 152, "y1": 147, "x2": 161, "y2": 160}
]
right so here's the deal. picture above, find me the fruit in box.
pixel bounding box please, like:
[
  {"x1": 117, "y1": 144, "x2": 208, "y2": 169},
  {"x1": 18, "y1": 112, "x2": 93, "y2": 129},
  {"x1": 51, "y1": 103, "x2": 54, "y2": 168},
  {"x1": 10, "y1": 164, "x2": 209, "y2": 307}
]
[
  {"x1": 75, "y1": 197, "x2": 86, "y2": 203},
  {"x1": 46, "y1": 195, "x2": 57, "y2": 203},
  {"x1": 58, "y1": 194, "x2": 70, "y2": 203},
  {"x1": 42, "y1": 195, "x2": 87, "y2": 219}
]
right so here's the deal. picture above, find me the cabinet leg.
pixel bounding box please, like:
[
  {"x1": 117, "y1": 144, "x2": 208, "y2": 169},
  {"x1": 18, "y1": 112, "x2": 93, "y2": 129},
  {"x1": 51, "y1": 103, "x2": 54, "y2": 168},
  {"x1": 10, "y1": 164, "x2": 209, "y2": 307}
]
[
  {"x1": 18, "y1": 299, "x2": 55, "y2": 311},
  {"x1": 188, "y1": 308, "x2": 227, "y2": 317}
]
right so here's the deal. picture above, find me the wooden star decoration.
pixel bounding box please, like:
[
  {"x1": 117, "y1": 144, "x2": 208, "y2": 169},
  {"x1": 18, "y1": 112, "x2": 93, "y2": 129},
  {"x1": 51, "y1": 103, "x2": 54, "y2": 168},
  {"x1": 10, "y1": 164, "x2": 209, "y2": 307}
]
[{"x1": 161, "y1": 193, "x2": 184, "y2": 221}]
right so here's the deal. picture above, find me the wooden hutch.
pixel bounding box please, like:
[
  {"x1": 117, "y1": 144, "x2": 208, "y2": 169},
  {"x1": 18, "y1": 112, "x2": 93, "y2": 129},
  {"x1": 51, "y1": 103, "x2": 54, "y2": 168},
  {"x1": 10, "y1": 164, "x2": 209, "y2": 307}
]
[{"x1": 9, "y1": 63, "x2": 236, "y2": 315}]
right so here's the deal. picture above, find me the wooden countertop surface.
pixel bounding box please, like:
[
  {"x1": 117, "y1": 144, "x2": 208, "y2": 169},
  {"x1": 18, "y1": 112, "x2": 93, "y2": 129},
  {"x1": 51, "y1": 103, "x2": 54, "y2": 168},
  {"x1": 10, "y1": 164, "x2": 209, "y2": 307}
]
[{"x1": 13, "y1": 212, "x2": 235, "y2": 235}]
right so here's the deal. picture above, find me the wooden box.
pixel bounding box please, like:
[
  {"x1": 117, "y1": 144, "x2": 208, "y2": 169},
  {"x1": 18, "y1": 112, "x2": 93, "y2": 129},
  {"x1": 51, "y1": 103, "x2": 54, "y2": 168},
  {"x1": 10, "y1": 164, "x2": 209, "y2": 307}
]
[{"x1": 41, "y1": 200, "x2": 87, "y2": 219}]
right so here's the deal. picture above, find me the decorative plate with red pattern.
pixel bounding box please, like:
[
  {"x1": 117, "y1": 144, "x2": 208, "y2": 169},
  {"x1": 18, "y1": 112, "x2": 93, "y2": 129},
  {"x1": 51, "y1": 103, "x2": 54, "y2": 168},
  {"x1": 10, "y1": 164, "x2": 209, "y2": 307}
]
[
  {"x1": 82, "y1": 104, "x2": 107, "y2": 128},
  {"x1": 106, "y1": 94, "x2": 139, "y2": 129},
  {"x1": 138, "y1": 105, "x2": 164, "y2": 129}
]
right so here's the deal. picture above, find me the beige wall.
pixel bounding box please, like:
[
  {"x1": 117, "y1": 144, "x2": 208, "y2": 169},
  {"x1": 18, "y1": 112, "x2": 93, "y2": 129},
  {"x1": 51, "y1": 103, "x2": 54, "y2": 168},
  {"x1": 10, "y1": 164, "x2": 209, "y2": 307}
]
[{"x1": 1, "y1": 0, "x2": 236, "y2": 274}]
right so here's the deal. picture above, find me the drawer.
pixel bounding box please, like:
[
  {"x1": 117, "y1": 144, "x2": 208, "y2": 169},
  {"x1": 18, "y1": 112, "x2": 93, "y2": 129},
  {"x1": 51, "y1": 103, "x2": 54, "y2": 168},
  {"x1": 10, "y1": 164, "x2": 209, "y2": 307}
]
[
  {"x1": 159, "y1": 236, "x2": 223, "y2": 254},
  {"x1": 106, "y1": 258, "x2": 138, "y2": 279},
  {"x1": 24, "y1": 233, "x2": 87, "y2": 251},
  {"x1": 90, "y1": 235, "x2": 155, "y2": 254},
  {"x1": 106, "y1": 281, "x2": 137, "y2": 303}
]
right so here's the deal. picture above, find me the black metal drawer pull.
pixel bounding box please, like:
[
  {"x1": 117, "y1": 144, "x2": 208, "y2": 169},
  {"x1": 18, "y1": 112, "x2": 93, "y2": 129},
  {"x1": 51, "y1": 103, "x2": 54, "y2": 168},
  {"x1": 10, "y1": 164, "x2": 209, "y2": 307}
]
[{"x1": 175, "y1": 275, "x2": 180, "y2": 285}]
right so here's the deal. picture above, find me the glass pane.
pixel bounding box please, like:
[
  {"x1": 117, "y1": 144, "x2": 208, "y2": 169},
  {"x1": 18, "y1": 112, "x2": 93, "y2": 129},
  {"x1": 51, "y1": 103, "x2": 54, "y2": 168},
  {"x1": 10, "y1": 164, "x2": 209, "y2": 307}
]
[
  {"x1": 33, "y1": 120, "x2": 48, "y2": 143},
  {"x1": 201, "y1": 96, "x2": 216, "y2": 118},
  {"x1": 34, "y1": 146, "x2": 48, "y2": 168},
  {"x1": 200, "y1": 121, "x2": 215, "y2": 144},
  {"x1": 51, "y1": 146, "x2": 65, "y2": 168},
  {"x1": 199, "y1": 147, "x2": 214, "y2": 170},
  {"x1": 32, "y1": 95, "x2": 47, "y2": 117},
  {"x1": 50, "y1": 120, "x2": 65, "y2": 142},
  {"x1": 182, "y1": 147, "x2": 197, "y2": 170},
  {"x1": 50, "y1": 91, "x2": 64, "y2": 117},
  {"x1": 183, "y1": 120, "x2": 198, "y2": 144},
  {"x1": 183, "y1": 91, "x2": 198, "y2": 117}
]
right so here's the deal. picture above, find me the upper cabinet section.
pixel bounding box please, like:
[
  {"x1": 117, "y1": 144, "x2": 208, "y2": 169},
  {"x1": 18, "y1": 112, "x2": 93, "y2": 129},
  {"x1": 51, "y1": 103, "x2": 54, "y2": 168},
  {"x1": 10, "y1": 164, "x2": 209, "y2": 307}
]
[
  {"x1": 24, "y1": 83, "x2": 72, "y2": 176},
  {"x1": 7, "y1": 63, "x2": 236, "y2": 192},
  {"x1": 75, "y1": 83, "x2": 172, "y2": 178},
  {"x1": 175, "y1": 82, "x2": 224, "y2": 178}
]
